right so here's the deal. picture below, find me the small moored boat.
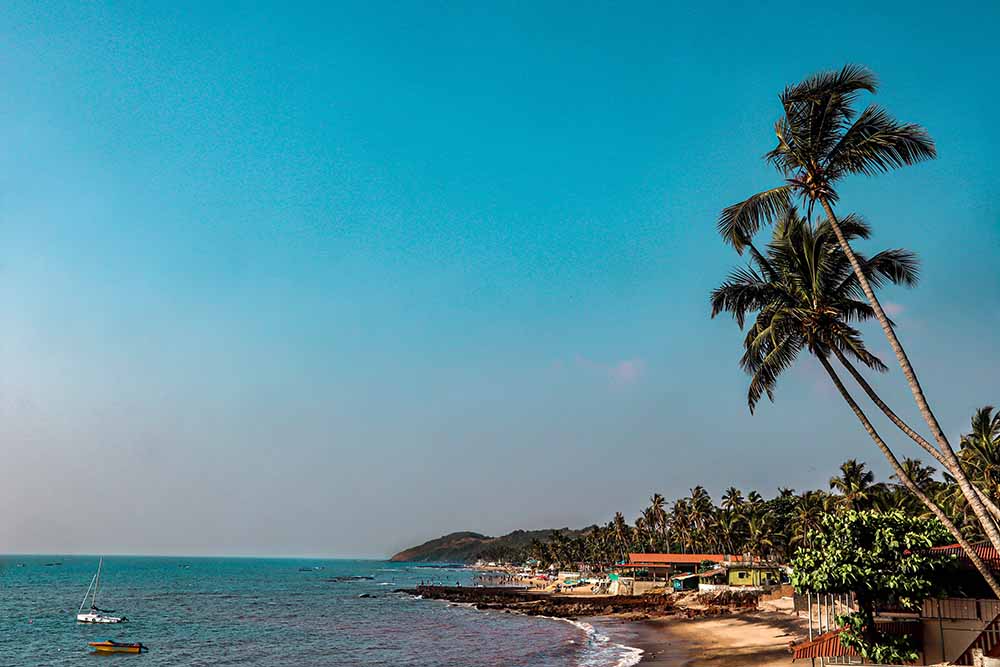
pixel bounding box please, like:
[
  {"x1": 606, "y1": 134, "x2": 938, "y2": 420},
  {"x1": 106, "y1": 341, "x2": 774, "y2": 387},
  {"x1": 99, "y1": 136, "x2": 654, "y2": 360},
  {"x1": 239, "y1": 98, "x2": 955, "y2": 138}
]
[
  {"x1": 77, "y1": 557, "x2": 127, "y2": 624},
  {"x1": 88, "y1": 641, "x2": 147, "y2": 654}
]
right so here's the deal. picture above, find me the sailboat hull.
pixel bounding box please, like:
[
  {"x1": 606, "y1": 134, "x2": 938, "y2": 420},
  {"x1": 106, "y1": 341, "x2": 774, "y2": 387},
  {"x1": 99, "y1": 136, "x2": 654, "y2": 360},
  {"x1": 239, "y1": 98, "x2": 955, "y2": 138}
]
[{"x1": 77, "y1": 612, "x2": 125, "y2": 623}]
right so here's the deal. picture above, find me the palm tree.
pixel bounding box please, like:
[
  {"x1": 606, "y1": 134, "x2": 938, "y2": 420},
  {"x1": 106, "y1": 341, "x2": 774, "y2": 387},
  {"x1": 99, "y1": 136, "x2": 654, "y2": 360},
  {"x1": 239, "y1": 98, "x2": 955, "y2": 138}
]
[
  {"x1": 895, "y1": 457, "x2": 938, "y2": 492},
  {"x1": 610, "y1": 512, "x2": 631, "y2": 564},
  {"x1": 791, "y1": 491, "x2": 827, "y2": 548},
  {"x1": 960, "y1": 407, "x2": 1000, "y2": 501},
  {"x1": 744, "y1": 512, "x2": 774, "y2": 559},
  {"x1": 721, "y1": 487, "x2": 744, "y2": 512},
  {"x1": 715, "y1": 509, "x2": 743, "y2": 555},
  {"x1": 711, "y1": 210, "x2": 1000, "y2": 594},
  {"x1": 889, "y1": 457, "x2": 939, "y2": 517},
  {"x1": 829, "y1": 459, "x2": 876, "y2": 510},
  {"x1": 716, "y1": 64, "x2": 1000, "y2": 554},
  {"x1": 670, "y1": 499, "x2": 690, "y2": 554},
  {"x1": 647, "y1": 493, "x2": 669, "y2": 549},
  {"x1": 711, "y1": 208, "x2": 909, "y2": 411}
]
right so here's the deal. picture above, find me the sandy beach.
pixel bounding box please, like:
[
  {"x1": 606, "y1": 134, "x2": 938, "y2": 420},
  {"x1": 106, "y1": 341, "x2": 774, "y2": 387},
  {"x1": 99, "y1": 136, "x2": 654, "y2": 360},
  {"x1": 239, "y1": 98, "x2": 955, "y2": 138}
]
[{"x1": 593, "y1": 611, "x2": 807, "y2": 667}]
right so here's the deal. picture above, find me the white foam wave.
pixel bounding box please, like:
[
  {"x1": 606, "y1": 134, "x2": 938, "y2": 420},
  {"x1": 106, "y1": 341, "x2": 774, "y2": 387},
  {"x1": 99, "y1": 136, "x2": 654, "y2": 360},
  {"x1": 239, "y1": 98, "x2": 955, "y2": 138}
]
[{"x1": 549, "y1": 617, "x2": 644, "y2": 667}]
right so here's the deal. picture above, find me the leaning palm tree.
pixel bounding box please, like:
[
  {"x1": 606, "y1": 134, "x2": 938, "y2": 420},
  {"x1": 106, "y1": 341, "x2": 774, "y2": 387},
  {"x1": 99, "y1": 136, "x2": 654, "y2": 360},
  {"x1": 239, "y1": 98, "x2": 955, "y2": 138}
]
[
  {"x1": 711, "y1": 209, "x2": 1000, "y2": 595},
  {"x1": 716, "y1": 65, "x2": 1000, "y2": 552}
]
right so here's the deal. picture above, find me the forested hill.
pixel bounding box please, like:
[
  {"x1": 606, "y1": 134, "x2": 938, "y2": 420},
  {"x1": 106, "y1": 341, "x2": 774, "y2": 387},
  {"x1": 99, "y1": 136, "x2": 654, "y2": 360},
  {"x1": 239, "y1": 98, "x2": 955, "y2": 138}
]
[{"x1": 390, "y1": 528, "x2": 586, "y2": 563}]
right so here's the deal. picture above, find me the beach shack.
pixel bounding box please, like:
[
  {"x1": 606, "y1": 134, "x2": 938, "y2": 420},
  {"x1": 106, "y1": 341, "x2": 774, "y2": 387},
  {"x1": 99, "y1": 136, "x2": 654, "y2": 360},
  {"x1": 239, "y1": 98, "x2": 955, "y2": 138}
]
[
  {"x1": 620, "y1": 553, "x2": 733, "y2": 579},
  {"x1": 726, "y1": 563, "x2": 783, "y2": 588},
  {"x1": 670, "y1": 572, "x2": 701, "y2": 591},
  {"x1": 695, "y1": 563, "x2": 784, "y2": 592}
]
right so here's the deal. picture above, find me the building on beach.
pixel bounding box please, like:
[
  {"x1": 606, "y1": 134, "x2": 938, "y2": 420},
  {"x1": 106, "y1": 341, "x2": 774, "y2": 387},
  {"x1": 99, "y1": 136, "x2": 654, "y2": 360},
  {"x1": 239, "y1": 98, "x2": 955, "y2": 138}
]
[{"x1": 619, "y1": 553, "x2": 785, "y2": 593}]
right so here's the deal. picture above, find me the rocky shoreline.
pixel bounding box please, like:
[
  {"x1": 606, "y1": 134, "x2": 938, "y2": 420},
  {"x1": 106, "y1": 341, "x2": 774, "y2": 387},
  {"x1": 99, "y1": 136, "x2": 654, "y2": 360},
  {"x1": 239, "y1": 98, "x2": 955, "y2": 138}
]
[{"x1": 397, "y1": 585, "x2": 756, "y2": 619}]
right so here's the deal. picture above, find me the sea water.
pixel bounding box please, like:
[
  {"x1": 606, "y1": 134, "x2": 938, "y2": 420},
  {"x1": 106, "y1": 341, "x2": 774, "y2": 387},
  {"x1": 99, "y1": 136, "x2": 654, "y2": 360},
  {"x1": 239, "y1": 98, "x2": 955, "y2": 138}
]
[{"x1": 0, "y1": 556, "x2": 641, "y2": 666}]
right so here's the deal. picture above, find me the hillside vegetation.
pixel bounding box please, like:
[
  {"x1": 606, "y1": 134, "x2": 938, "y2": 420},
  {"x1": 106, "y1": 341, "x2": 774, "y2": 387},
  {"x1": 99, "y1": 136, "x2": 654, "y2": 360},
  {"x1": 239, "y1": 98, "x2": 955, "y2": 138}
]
[{"x1": 390, "y1": 528, "x2": 587, "y2": 563}]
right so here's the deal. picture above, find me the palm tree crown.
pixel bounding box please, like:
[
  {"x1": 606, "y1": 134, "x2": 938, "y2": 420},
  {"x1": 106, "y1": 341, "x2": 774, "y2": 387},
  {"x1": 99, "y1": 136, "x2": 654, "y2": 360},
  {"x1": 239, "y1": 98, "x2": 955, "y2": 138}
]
[
  {"x1": 711, "y1": 207, "x2": 918, "y2": 411},
  {"x1": 718, "y1": 64, "x2": 935, "y2": 251}
]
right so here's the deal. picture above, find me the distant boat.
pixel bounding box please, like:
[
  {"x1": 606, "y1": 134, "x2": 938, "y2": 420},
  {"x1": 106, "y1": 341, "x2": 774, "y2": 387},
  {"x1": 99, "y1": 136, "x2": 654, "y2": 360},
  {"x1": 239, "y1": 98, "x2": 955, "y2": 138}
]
[
  {"x1": 89, "y1": 640, "x2": 147, "y2": 654},
  {"x1": 77, "y1": 557, "x2": 127, "y2": 624}
]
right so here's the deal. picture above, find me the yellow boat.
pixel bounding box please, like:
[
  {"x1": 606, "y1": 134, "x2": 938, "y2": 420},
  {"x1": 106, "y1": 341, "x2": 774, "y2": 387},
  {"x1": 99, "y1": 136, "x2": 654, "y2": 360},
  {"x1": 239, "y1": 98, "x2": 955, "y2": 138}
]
[{"x1": 88, "y1": 641, "x2": 147, "y2": 654}]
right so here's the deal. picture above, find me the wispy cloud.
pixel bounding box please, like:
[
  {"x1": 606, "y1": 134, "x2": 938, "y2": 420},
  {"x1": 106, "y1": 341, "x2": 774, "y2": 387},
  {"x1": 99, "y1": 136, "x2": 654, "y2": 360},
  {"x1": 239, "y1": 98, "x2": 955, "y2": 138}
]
[
  {"x1": 571, "y1": 355, "x2": 646, "y2": 387},
  {"x1": 609, "y1": 359, "x2": 645, "y2": 386},
  {"x1": 883, "y1": 301, "x2": 905, "y2": 317}
]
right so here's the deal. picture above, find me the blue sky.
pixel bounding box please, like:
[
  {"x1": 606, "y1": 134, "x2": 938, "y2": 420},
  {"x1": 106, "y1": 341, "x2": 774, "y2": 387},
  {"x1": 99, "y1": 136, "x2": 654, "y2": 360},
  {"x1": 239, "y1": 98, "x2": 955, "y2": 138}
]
[{"x1": 1, "y1": 2, "x2": 998, "y2": 557}]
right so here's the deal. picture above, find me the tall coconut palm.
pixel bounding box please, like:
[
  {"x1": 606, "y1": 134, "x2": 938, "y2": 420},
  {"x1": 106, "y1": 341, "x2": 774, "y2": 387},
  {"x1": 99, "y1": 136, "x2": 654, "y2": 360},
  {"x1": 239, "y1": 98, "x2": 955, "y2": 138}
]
[
  {"x1": 889, "y1": 457, "x2": 939, "y2": 517},
  {"x1": 791, "y1": 491, "x2": 827, "y2": 548},
  {"x1": 721, "y1": 487, "x2": 744, "y2": 512},
  {"x1": 670, "y1": 499, "x2": 690, "y2": 553},
  {"x1": 716, "y1": 65, "x2": 1000, "y2": 553},
  {"x1": 711, "y1": 210, "x2": 1000, "y2": 595},
  {"x1": 610, "y1": 512, "x2": 631, "y2": 564},
  {"x1": 648, "y1": 493, "x2": 669, "y2": 548},
  {"x1": 894, "y1": 457, "x2": 938, "y2": 492},
  {"x1": 715, "y1": 508, "x2": 744, "y2": 555},
  {"x1": 744, "y1": 512, "x2": 775, "y2": 559}
]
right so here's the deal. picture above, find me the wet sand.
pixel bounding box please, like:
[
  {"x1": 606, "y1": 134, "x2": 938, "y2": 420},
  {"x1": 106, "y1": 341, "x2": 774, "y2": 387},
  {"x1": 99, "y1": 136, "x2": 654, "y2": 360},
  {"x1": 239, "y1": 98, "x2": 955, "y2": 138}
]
[{"x1": 592, "y1": 611, "x2": 807, "y2": 666}]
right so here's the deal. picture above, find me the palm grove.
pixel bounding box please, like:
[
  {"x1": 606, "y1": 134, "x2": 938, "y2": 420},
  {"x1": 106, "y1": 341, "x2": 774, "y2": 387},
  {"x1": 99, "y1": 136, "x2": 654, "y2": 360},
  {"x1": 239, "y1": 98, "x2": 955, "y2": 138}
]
[{"x1": 499, "y1": 66, "x2": 1000, "y2": 596}]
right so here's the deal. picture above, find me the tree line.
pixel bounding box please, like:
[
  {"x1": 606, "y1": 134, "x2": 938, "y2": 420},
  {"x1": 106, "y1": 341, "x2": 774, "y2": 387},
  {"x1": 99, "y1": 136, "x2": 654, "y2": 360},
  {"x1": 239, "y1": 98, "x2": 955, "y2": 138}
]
[{"x1": 475, "y1": 406, "x2": 999, "y2": 570}]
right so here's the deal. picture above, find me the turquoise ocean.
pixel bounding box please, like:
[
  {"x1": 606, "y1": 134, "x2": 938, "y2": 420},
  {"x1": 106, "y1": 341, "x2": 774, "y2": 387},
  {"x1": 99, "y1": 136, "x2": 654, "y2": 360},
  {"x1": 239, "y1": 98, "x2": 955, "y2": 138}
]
[{"x1": 0, "y1": 556, "x2": 641, "y2": 666}]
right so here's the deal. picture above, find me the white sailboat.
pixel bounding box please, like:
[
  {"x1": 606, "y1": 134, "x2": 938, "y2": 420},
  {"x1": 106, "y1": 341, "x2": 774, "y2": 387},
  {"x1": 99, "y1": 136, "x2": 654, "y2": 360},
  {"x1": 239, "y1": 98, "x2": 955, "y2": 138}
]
[{"x1": 77, "y1": 557, "x2": 127, "y2": 623}]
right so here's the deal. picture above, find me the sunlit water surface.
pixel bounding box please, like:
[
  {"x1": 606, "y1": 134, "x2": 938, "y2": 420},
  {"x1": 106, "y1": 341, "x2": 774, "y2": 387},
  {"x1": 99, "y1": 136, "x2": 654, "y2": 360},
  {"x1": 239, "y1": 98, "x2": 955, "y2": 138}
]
[{"x1": 0, "y1": 556, "x2": 641, "y2": 666}]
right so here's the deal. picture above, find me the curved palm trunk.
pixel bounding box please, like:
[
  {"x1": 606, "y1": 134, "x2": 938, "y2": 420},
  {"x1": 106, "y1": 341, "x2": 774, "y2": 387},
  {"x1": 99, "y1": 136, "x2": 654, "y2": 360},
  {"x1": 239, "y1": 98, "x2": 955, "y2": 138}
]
[
  {"x1": 832, "y1": 347, "x2": 1000, "y2": 522},
  {"x1": 819, "y1": 198, "x2": 1000, "y2": 556},
  {"x1": 817, "y1": 354, "x2": 1000, "y2": 597}
]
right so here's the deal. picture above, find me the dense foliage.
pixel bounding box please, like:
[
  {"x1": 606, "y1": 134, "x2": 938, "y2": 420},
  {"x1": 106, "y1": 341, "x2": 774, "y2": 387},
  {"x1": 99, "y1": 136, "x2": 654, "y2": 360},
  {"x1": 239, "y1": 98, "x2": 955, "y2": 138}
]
[{"x1": 791, "y1": 510, "x2": 953, "y2": 663}]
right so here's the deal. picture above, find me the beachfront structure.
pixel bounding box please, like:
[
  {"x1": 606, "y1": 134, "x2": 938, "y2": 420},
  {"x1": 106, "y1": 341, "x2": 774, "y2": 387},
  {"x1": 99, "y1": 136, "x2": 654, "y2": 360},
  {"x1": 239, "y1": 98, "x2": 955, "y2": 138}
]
[
  {"x1": 695, "y1": 563, "x2": 783, "y2": 592},
  {"x1": 620, "y1": 553, "x2": 734, "y2": 579},
  {"x1": 725, "y1": 563, "x2": 783, "y2": 588},
  {"x1": 792, "y1": 543, "x2": 1000, "y2": 665},
  {"x1": 621, "y1": 554, "x2": 785, "y2": 593}
]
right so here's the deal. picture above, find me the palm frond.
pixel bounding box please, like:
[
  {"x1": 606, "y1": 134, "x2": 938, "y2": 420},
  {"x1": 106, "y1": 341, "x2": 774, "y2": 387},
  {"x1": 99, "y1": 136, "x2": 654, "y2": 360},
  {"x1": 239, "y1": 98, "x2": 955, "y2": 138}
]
[
  {"x1": 782, "y1": 64, "x2": 877, "y2": 108},
  {"x1": 865, "y1": 249, "x2": 921, "y2": 287},
  {"x1": 826, "y1": 105, "x2": 936, "y2": 178},
  {"x1": 821, "y1": 212, "x2": 872, "y2": 241},
  {"x1": 718, "y1": 186, "x2": 792, "y2": 251},
  {"x1": 830, "y1": 328, "x2": 889, "y2": 373},
  {"x1": 710, "y1": 267, "x2": 780, "y2": 328},
  {"x1": 744, "y1": 331, "x2": 803, "y2": 413}
]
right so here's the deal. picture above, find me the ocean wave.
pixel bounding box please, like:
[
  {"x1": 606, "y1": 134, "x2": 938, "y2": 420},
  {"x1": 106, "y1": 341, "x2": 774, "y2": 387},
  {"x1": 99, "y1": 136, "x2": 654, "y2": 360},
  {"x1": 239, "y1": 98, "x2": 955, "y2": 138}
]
[{"x1": 551, "y1": 617, "x2": 644, "y2": 667}]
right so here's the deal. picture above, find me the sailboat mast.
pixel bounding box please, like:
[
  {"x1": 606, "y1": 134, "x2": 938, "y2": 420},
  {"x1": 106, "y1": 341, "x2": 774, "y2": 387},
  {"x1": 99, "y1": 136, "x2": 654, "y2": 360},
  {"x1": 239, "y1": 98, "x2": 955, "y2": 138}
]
[
  {"x1": 79, "y1": 572, "x2": 98, "y2": 614},
  {"x1": 92, "y1": 557, "x2": 103, "y2": 609}
]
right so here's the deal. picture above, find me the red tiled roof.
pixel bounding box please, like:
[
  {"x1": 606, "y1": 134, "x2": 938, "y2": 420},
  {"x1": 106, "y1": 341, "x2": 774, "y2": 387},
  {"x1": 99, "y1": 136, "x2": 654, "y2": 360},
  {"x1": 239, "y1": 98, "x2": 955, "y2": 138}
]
[
  {"x1": 791, "y1": 622, "x2": 919, "y2": 661},
  {"x1": 792, "y1": 630, "x2": 856, "y2": 660},
  {"x1": 627, "y1": 553, "x2": 734, "y2": 565},
  {"x1": 931, "y1": 543, "x2": 1000, "y2": 570},
  {"x1": 698, "y1": 568, "x2": 726, "y2": 578}
]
